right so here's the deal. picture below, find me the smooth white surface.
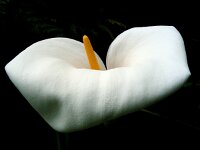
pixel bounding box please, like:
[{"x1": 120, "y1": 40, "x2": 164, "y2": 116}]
[{"x1": 5, "y1": 26, "x2": 190, "y2": 132}]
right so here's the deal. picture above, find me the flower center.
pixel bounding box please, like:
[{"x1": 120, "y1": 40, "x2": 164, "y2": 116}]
[{"x1": 83, "y1": 35, "x2": 100, "y2": 70}]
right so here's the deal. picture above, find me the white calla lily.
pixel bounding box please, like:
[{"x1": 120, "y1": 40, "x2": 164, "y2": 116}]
[{"x1": 5, "y1": 26, "x2": 190, "y2": 133}]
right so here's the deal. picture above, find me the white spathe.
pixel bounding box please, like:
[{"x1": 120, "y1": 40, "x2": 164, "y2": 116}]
[{"x1": 5, "y1": 26, "x2": 191, "y2": 133}]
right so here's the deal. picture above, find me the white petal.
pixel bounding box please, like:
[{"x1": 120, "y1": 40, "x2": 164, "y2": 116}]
[
  {"x1": 106, "y1": 25, "x2": 190, "y2": 115},
  {"x1": 5, "y1": 26, "x2": 190, "y2": 133},
  {"x1": 5, "y1": 38, "x2": 106, "y2": 132}
]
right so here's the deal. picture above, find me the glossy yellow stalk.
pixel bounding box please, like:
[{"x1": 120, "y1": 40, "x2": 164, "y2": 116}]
[{"x1": 83, "y1": 35, "x2": 100, "y2": 70}]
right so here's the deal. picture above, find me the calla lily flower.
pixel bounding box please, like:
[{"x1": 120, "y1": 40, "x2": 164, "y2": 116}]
[{"x1": 5, "y1": 26, "x2": 190, "y2": 133}]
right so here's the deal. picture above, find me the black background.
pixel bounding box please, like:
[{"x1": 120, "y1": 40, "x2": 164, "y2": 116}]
[{"x1": 1, "y1": 0, "x2": 200, "y2": 149}]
